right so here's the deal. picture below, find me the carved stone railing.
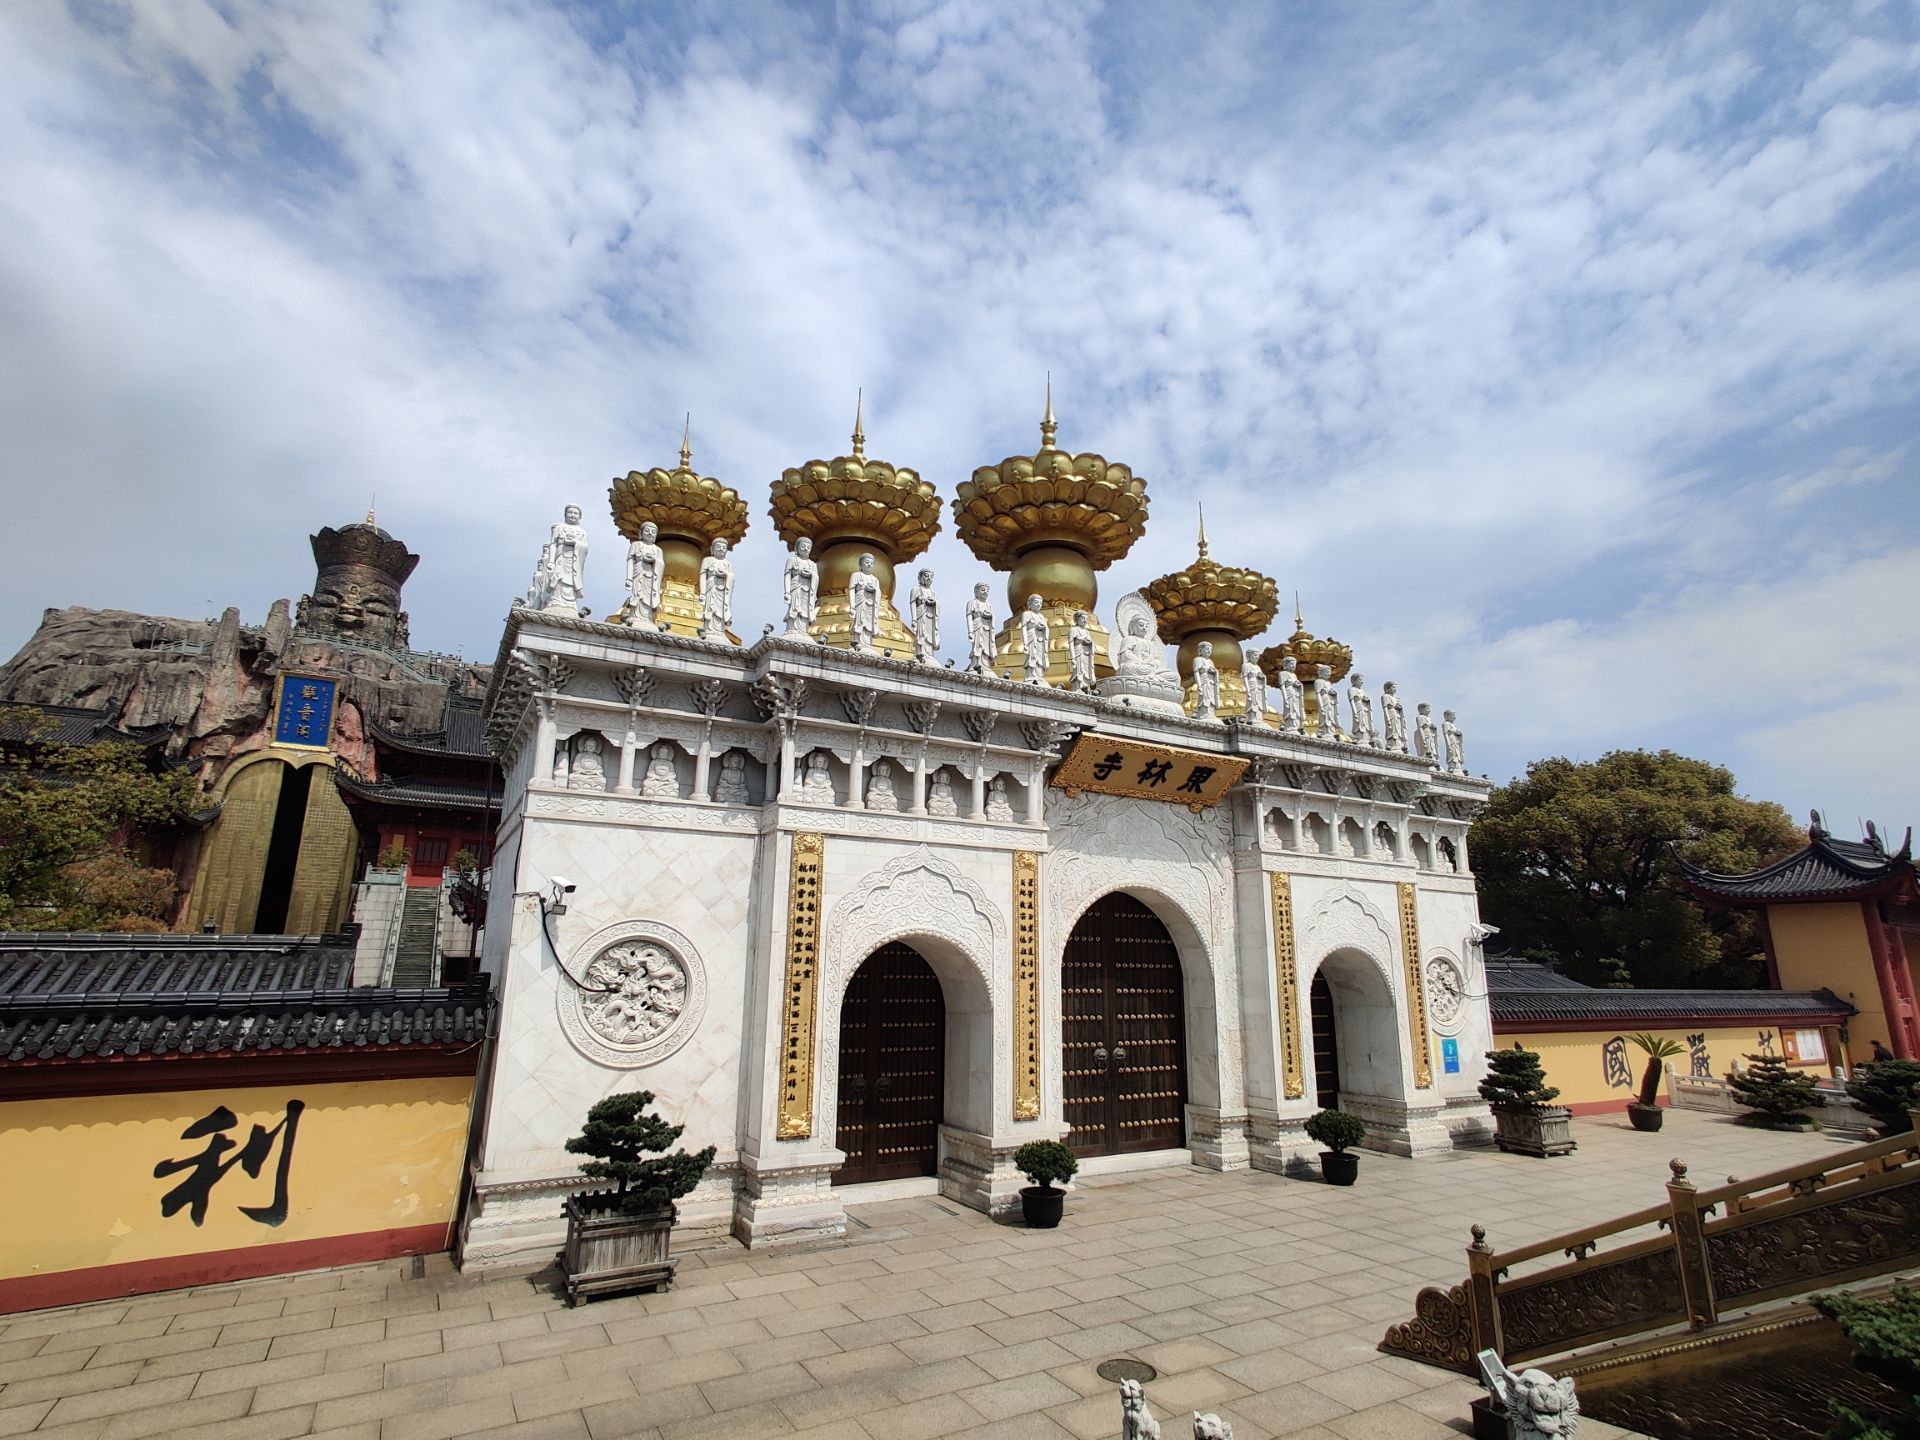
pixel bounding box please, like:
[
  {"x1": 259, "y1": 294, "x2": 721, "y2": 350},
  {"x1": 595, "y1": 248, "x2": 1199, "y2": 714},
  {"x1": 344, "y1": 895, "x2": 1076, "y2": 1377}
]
[{"x1": 1380, "y1": 1110, "x2": 1920, "y2": 1374}]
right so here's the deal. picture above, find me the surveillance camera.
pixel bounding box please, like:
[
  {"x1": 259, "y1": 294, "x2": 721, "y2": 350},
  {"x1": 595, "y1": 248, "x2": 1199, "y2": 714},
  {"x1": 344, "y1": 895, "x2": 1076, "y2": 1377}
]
[{"x1": 550, "y1": 877, "x2": 576, "y2": 894}]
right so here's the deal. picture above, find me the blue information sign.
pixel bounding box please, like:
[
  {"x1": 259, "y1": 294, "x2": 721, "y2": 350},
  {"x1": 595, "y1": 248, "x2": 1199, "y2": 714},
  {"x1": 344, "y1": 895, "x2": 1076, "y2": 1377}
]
[
  {"x1": 1441, "y1": 1037, "x2": 1460, "y2": 1075},
  {"x1": 275, "y1": 675, "x2": 336, "y2": 748}
]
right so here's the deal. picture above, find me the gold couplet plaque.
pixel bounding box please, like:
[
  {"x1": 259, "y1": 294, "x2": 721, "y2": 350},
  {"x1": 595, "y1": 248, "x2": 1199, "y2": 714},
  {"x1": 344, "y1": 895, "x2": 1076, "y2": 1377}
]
[
  {"x1": 1050, "y1": 734, "x2": 1249, "y2": 811},
  {"x1": 1012, "y1": 851, "x2": 1042, "y2": 1121},
  {"x1": 777, "y1": 832, "x2": 825, "y2": 1139},
  {"x1": 1270, "y1": 872, "x2": 1304, "y2": 1100},
  {"x1": 1398, "y1": 881, "x2": 1433, "y2": 1089}
]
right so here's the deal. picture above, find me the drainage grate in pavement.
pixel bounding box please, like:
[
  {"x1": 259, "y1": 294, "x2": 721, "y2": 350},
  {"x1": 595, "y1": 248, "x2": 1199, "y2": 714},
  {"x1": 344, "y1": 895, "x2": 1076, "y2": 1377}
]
[{"x1": 1096, "y1": 1359, "x2": 1157, "y2": 1384}]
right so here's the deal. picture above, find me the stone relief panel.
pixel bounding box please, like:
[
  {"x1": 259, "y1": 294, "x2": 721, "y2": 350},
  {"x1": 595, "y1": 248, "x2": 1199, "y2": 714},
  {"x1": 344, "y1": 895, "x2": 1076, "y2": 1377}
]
[
  {"x1": 1424, "y1": 950, "x2": 1467, "y2": 1034},
  {"x1": 1298, "y1": 885, "x2": 1399, "y2": 995},
  {"x1": 557, "y1": 918, "x2": 709, "y2": 1069},
  {"x1": 813, "y1": 847, "x2": 1008, "y2": 1142}
]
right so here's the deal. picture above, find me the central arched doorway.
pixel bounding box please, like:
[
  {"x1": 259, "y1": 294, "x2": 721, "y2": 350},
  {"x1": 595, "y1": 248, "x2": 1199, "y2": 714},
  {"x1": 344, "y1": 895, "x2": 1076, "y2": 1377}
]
[
  {"x1": 833, "y1": 943, "x2": 946, "y2": 1185},
  {"x1": 1063, "y1": 893, "x2": 1188, "y2": 1157}
]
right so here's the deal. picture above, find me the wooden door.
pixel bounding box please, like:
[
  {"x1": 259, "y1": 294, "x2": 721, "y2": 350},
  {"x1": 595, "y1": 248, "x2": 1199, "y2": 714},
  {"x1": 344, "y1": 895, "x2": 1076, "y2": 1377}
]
[
  {"x1": 1310, "y1": 970, "x2": 1340, "y2": 1110},
  {"x1": 833, "y1": 944, "x2": 945, "y2": 1185},
  {"x1": 1062, "y1": 893, "x2": 1187, "y2": 1157}
]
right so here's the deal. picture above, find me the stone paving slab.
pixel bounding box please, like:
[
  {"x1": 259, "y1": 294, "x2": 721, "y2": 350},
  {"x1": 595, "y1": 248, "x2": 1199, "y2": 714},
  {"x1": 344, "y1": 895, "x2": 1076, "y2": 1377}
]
[{"x1": 0, "y1": 1112, "x2": 1876, "y2": 1439}]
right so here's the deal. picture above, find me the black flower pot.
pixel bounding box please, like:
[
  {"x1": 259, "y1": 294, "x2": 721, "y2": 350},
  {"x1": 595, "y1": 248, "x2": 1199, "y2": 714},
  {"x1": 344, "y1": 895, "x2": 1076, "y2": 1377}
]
[
  {"x1": 1318, "y1": 1150, "x2": 1359, "y2": 1186},
  {"x1": 1020, "y1": 1185, "x2": 1065, "y2": 1227},
  {"x1": 1627, "y1": 1102, "x2": 1664, "y2": 1132}
]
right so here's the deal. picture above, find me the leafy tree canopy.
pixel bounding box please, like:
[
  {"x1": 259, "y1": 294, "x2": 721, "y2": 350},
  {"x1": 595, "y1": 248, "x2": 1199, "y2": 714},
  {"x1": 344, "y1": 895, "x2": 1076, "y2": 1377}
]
[
  {"x1": 1470, "y1": 749, "x2": 1800, "y2": 989},
  {"x1": 0, "y1": 707, "x2": 198, "y2": 931}
]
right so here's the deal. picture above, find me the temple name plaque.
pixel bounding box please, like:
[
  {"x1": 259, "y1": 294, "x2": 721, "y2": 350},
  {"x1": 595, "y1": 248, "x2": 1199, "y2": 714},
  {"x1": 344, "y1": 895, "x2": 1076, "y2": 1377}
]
[{"x1": 1049, "y1": 734, "x2": 1249, "y2": 811}]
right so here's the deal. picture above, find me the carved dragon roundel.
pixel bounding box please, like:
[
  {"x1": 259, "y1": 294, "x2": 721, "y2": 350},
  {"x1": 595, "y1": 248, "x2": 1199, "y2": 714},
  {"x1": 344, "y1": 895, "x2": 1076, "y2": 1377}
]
[{"x1": 558, "y1": 919, "x2": 708, "y2": 1068}]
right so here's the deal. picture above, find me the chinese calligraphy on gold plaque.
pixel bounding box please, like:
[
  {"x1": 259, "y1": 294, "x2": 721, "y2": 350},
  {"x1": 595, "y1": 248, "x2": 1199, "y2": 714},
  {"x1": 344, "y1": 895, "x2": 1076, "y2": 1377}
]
[{"x1": 1049, "y1": 735, "x2": 1249, "y2": 811}]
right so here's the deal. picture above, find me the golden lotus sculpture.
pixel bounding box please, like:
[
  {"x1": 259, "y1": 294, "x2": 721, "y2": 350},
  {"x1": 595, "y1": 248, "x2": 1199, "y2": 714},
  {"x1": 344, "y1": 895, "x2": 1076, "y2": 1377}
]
[
  {"x1": 768, "y1": 397, "x2": 940, "y2": 653},
  {"x1": 952, "y1": 385, "x2": 1149, "y2": 684},
  {"x1": 1144, "y1": 511, "x2": 1279, "y2": 720},
  {"x1": 606, "y1": 423, "x2": 751, "y2": 640}
]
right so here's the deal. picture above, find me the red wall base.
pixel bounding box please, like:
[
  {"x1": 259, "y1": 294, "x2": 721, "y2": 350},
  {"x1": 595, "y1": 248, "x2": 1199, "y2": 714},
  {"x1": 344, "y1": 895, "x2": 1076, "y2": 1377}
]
[{"x1": 0, "y1": 1223, "x2": 449, "y2": 1316}]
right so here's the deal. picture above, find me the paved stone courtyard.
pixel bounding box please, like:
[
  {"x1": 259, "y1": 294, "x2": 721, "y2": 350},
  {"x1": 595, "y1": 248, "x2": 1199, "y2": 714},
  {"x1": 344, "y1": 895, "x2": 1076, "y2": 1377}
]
[{"x1": 0, "y1": 1111, "x2": 1860, "y2": 1440}]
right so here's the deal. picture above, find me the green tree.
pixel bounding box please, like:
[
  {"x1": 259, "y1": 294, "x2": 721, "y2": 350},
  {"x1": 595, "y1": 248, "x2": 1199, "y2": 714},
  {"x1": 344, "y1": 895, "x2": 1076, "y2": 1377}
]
[
  {"x1": 1728, "y1": 1052, "x2": 1820, "y2": 1129},
  {"x1": 565, "y1": 1090, "x2": 715, "y2": 1216},
  {"x1": 1811, "y1": 1285, "x2": 1920, "y2": 1440},
  {"x1": 1470, "y1": 750, "x2": 1800, "y2": 988},
  {"x1": 0, "y1": 707, "x2": 198, "y2": 930}
]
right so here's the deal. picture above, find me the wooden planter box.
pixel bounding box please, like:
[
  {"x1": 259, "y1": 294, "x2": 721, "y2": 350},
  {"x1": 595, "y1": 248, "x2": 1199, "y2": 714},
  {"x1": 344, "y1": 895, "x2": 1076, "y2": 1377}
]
[
  {"x1": 562, "y1": 1193, "x2": 677, "y2": 1305},
  {"x1": 1492, "y1": 1106, "x2": 1576, "y2": 1157}
]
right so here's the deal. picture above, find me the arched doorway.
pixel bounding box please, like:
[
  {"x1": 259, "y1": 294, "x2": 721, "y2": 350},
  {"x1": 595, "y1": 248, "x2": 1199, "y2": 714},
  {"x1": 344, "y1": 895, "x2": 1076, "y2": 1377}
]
[
  {"x1": 833, "y1": 943, "x2": 946, "y2": 1185},
  {"x1": 1310, "y1": 970, "x2": 1340, "y2": 1109},
  {"x1": 1307, "y1": 950, "x2": 1403, "y2": 1108},
  {"x1": 1063, "y1": 893, "x2": 1188, "y2": 1157}
]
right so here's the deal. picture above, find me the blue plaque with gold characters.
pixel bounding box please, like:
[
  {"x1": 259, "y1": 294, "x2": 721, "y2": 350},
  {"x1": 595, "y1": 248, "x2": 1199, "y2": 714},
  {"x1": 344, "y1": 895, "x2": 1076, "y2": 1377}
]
[{"x1": 273, "y1": 674, "x2": 336, "y2": 749}]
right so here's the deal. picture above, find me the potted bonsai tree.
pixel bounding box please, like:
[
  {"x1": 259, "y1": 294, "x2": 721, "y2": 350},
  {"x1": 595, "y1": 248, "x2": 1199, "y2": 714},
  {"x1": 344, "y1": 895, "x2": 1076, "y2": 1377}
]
[
  {"x1": 1012, "y1": 1139, "x2": 1078, "y2": 1228},
  {"x1": 1479, "y1": 1043, "x2": 1576, "y2": 1156},
  {"x1": 1303, "y1": 1108, "x2": 1367, "y2": 1185},
  {"x1": 1728, "y1": 1052, "x2": 1820, "y2": 1130},
  {"x1": 561, "y1": 1089, "x2": 715, "y2": 1304},
  {"x1": 1625, "y1": 1033, "x2": 1684, "y2": 1132}
]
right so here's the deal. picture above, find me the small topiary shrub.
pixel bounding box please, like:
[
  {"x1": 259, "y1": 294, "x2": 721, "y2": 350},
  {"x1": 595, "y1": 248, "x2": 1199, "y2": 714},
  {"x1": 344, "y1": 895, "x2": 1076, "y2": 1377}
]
[
  {"x1": 1848, "y1": 1060, "x2": 1920, "y2": 1138},
  {"x1": 1012, "y1": 1139, "x2": 1078, "y2": 1191},
  {"x1": 1811, "y1": 1285, "x2": 1920, "y2": 1439},
  {"x1": 566, "y1": 1090, "x2": 716, "y2": 1216},
  {"x1": 1479, "y1": 1043, "x2": 1561, "y2": 1113},
  {"x1": 1728, "y1": 1052, "x2": 1820, "y2": 1130},
  {"x1": 1304, "y1": 1108, "x2": 1367, "y2": 1154}
]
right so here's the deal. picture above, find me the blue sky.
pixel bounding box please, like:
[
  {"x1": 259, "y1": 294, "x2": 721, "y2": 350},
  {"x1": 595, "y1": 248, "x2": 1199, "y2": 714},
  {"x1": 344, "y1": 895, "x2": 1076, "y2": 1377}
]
[{"x1": 2, "y1": 1, "x2": 1917, "y2": 833}]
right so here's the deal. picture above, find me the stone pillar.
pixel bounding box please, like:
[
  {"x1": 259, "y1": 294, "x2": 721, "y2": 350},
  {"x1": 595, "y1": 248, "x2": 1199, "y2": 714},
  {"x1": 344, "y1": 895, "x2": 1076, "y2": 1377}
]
[
  {"x1": 971, "y1": 757, "x2": 987, "y2": 817},
  {"x1": 693, "y1": 731, "x2": 713, "y2": 800},
  {"x1": 532, "y1": 701, "x2": 557, "y2": 785},
  {"x1": 910, "y1": 753, "x2": 928, "y2": 814},
  {"x1": 615, "y1": 725, "x2": 638, "y2": 794},
  {"x1": 778, "y1": 725, "x2": 796, "y2": 801}
]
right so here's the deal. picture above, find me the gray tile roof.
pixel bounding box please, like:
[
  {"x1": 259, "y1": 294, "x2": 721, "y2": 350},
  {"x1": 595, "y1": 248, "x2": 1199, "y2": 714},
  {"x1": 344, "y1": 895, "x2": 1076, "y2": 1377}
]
[
  {"x1": 1679, "y1": 816, "x2": 1915, "y2": 904},
  {"x1": 0, "y1": 933, "x2": 491, "y2": 1065},
  {"x1": 1485, "y1": 956, "x2": 1853, "y2": 1027}
]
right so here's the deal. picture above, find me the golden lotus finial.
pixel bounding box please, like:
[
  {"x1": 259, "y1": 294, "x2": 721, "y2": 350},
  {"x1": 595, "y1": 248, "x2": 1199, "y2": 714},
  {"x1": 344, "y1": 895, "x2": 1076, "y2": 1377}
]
[
  {"x1": 365, "y1": 493, "x2": 377, "y2": 527},
  {"x1": 679, "y1": 413, "x2": 692, "y2": 472},
  {"x1": 1197, "y1": 502, "x2": 1209, "y2": 559},
  {"x1": 1041, "y1": 372, "x2": 1057, "y2": 451},
  {"x1": 1295, "y1": 589, "x2": 1304, "y2": 631},
  {"x1": 852, "y1": 388, "x2": 865, "y2": 460}
]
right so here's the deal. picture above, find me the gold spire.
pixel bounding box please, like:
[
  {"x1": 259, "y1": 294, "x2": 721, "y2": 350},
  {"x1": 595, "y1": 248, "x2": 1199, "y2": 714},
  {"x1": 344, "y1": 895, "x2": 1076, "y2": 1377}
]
[
  {"x1": 1295, "y1": 589, "x2": 1304, "y2": 631},
  {"x1": 679, "y1": 413, "x2": 692, "y2": 471},
  {"x1": 365, "y1": 493, "x2": 377, "y2": 526},
  {"x1": 1197, "y1": 502, "x2": 1209, "y2": 559},
  {"x1": 851, "y1": 388, "x2": 865, "y2": 460},
  {"x1": 1040, "y1": 372, "x2": 1057, "y2": 451}
]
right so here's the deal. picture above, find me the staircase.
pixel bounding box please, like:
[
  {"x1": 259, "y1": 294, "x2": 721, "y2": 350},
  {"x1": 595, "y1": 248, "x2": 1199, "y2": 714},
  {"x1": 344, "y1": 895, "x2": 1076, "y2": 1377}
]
[{"x1": 389, "y1": 887, "x2": 441, "y2": 987}]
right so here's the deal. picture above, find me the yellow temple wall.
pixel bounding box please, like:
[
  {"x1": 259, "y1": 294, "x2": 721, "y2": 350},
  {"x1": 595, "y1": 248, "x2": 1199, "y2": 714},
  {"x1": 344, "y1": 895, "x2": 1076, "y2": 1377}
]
[
  {"x1": 0, "y1": 1075, "x2": 473, "y2": 1313},
  {"x1": 1768, "y1": 903, "x2": 1888, "y2": 1063},
  {"x1": 1494, "y1": 1025, "x2": 1831, "y2": 1115}
]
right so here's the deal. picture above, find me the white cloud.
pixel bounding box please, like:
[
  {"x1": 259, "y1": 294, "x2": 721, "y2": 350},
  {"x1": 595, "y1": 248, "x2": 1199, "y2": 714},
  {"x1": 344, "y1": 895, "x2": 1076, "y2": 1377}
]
[{"x1": 0, "y1": 0, "x2": 1916, "y2": 828}]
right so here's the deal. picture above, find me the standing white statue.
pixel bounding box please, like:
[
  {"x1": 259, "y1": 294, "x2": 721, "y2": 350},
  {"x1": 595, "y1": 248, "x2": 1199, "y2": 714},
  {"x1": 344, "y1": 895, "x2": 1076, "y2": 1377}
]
[
  {"x1": 531, "y1": 504, "x2": 589, "y2": 616},
  {"x1": 713, "y1": 751, "x2": 750, "y2": 804},
  {"x1": 909, "y1": 568, "x2": 939, "y2": 664},
  {"x1": 569, "y1": 733, "x2": 607, "y2": 791},
  {"x1": 1312, "y1": 663, "x2": 1339, "y2": 739},
  {"x1": 782, "y1": 537, "x2": 818, "y2": 640},
  {"x1": 1348, "y1": 673, "x2": 1376, "y2": 747},
  {"x1": 848, "y1": 552, "x2": 882, "y2": 654},
  {"x1": 625, "y1": 521, "x2": 663, "y2": 630},
  {"x1": 1415, "y1": 702, "x2": 1439, "y2": 766},
  {"x1": 864, "y1": 758, "x2": 900, "y2": 811},
  {"x1": 1276, "y1": 656, "x2": 1304, "y2": 733},
  {"x1": 799, "y1": 750, "x2": 835, "y2": 803},
  {"x1": 964, "y1": 583, "x2": 996, "y2": 675},
  {"x1": 1242, "y1": 662, "x2": 1268, "y2": 725},
  {"x1": 1380, "y1": 681, "x2": 1407, "y2": 753},
  {"x1": 697, "y1": 538, "x2": 734, "y2": 642},
  {"x1": 1191, "y1": 641, "x2": 1221, "y2": 720},
  {"x1": 1443, "y1": 709, "x2": 1466, "y2": 774},
  {"x1": 984, "y1": 775, "x2": 1015, "y2": 821},
  {"x1": 926, "y1": 770, "x2": 959, "y2": 817},
  {"x1": 1067, "y1": 610, "x2": 1095, "y2": 692},
  {"x1": 1478, "y1": 1350, "x2": 1579, "y2": 1440},
  {"x1": 1019, "y1": 594, "x2": 1050, "y2": 684}
]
